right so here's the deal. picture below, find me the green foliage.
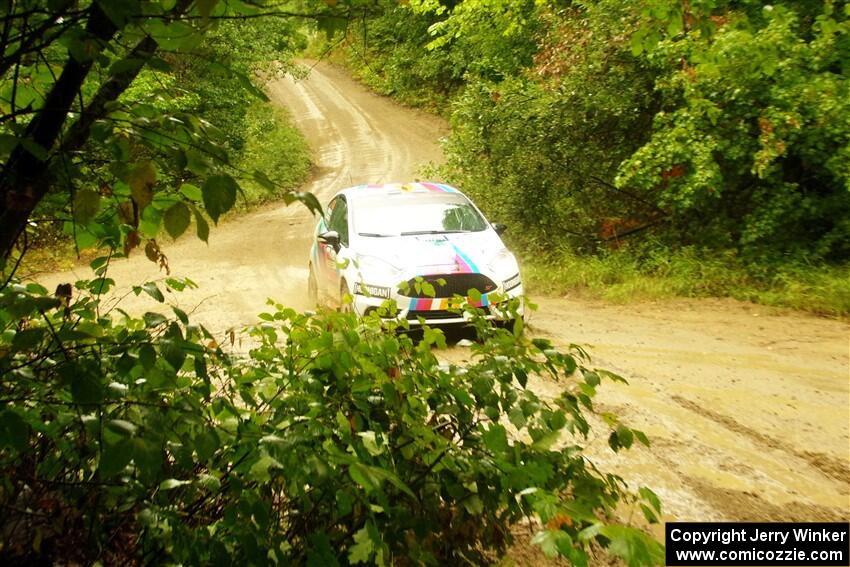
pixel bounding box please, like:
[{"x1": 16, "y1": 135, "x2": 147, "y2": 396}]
[
  {"x1": 235, "y1": 102, "x2": 312, "y2": 207},
  {"x1": 325, "y1": 0, "x2": 539, "y2": 109},
  {"x1": 523, "y1": 245, "x2": 850, "y2": 316},
  {"x1": 335, "y1": 0, "x2": 850, "y2": 300},
  {"x1": 0, "y1": 1, "x2": 321, "y2": 269},
  {"x1": 0, "y1": 274, "x2": 662, "y2": 565},
  {"x1": 618, "y1": 1, "x2": 850, "y2": 261}
]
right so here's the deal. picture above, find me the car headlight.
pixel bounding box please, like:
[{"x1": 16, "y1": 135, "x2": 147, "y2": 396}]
[
  {"x1": 488, "y1": 248, "x2": 519, "y2": 276},
  {"x1": 354, "y1": 255, "x2": 401, "y2": 280},
  {"x1": 503, "y1": 273, "x2": 522, "y2": 291},
  {"x1": 353, "y1": 282, "x2": 391, "y2": 299}
]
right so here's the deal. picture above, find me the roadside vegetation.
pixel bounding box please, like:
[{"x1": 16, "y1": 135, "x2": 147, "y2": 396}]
[
  {"x1": 1, "y1": 1, "x2": 663, "y2": 565},
  {"x1": 325, "y1": 0, "x2": 850, "y2": 316},
  {"x1": 14, "y1": 14, "x2": 311, "y2": 276}
]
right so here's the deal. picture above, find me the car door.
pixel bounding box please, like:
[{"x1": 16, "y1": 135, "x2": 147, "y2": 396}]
[{"x1": 318, "y1": 195, "x2": 350, "y2": 300}]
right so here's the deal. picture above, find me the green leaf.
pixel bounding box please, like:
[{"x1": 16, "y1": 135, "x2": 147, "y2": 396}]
[
  {"x1": 70, "y1": 368, "x2": 103, "y2": 405},
  {"x1": 348, "y1": 463, "x2": 380, "y2": 492},
  {"x1": 193, "y1": 206, "x2": 210, "y2": 242},
  {"x1": 514, "y1": 367, "x2": 528, "y2": 388},
  {"x1": 129, "y1": 161, "x2": 156, "y2": 210},
  {"x1": 73, "y1": 189, "x2": 101, "y2": 224},
  {"x1": 106, "y1": 419, "x2": 137, "y2": 436},
  {"x1": 109, "y1": 57, "x2": 145, "y2": 75},
  {"x1": 482, "y1": 423, "x2": 509, "y2": 454},
  {"x1": 196, "y1": 0, "x2": 218, "y2": 20},
  {"x1": 358, "y1": 431, "x2": 383, "y2": 456},
  {"x1": 317, "y1": 15, "x2": 348, "y2": 38},
  {"x1": 143, "y1": 311, "x2": 167, "y2": 328},
  {"x1": 599, "y1": 525, "x2": 665, "y2": 567},
  {"x1": 139, "y1": 343, "x2": 156, "y2": 370},
  {"x1": 253, "y1": 169, "x2": 276, "y2": 192},
  {"x1": 584, "y1": 371, "x2": 600, "y2": 387},
  {"x1": 195, "y1": 428, "x2": 219, "y2": 461},
  {"x1": 532, "y1": 529, "x2": 572, "y2": 558},
  {"x1": 616, "y1": 425, "x2": 634, "y2": 449},
  {"x1": 630, "y1": 29, "x2": 646, "y2": 56},
  {"x1": 160, "y1": 478, "x2": 191, "y2": 490},
  {"x1": 639, "y1": 487, "x2": 662, "y2": 513},
  {"x1": 249, "y1": 453, "x2": 282, "y2": 482},
  {"x1": 100, "y1": 439, "x2": 133, "y2": 478},
  {"x1": 164, "y1": 202, "x2": 191, "y2": 239},
  {"x1": 161, "y1": 339, "x2": 186, "y2": 371},
  {"x1": 0, "y1": 410, "x2": 30, "y2": 451},
  {"x1": 202, "y1": 174, "x2": 238, "y2": 224},
  {"x1": 0, "y1": 133, "x2": 19, "y2": 154},
  {"x1": 513, "y1": 316, "x2": 524, "y2": 337},
  {"x1": 307, "y1": 533, "x2": 340, "y2": 567},
  {"x1": 348, "y1": 526, "x2": 375, "y2": 564},
  {"x1": 12, "y1": 328, "x2": 45, "y2": 350},
  {"x1": 141, "y1": 282, "x2": 165, "y2": 302},
  {"x1": 21, "y1": 138, "x2": 48, "y2": 160},
  {"x1": 179, "y1": 183, "x2": 202, "y2": 201},
  {"x1": 297, "y1": 191, "x2": 323, "y2": 216},
  {"x1": 173, "y1": 306, "x2": 188, "y2": 325}
]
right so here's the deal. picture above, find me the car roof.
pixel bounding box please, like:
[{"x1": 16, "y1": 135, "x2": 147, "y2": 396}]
[{"x1": 336, "y1": 182, "x2": 467, "y2": 201}]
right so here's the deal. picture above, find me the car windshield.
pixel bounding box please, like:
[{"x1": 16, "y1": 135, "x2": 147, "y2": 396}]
[{"x1": 353, "y1": 192, "x2": 488, "y2": 237}]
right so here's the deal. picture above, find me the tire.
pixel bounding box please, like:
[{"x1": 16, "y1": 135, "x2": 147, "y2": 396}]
[{"x1": 307, "y1": 264, "x2": 318, "y2": 307}]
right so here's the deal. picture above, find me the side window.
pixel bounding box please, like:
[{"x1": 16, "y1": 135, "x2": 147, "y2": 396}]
[
  {"x1": 328, "y1": 196, "x2": 349, "y2": 247},
  {"x1": 324, "y1": 198, "x2": 337, "y2": 227}
]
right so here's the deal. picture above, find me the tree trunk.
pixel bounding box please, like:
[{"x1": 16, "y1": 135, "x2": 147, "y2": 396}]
[{"x1": 0, "y1": 4, "x2": 117, "y2": 259}]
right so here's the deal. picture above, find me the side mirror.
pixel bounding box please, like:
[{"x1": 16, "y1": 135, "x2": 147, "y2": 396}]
[
  {"x1": 318, "y1": 230, "x2": 340, "y2": 251},
  {"x1": 492, "y1": 223, "x2": 507, "y2": 236}
]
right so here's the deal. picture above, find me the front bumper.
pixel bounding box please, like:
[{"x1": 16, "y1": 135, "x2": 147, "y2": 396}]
[{"x1": 351, "y1": 283, "x2": 524, "y2": 326}]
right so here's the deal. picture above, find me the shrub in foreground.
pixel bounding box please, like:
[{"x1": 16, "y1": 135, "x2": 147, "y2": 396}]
[{"x1": 0, "y1": 271, "x2": 662, "y2": 565}]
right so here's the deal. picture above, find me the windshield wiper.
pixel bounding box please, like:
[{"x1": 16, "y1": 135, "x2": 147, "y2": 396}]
[
  {"x1": 358, "y1": 232, "x2": 395, "y2": 237},
  {"x1": 400, "y1": 230, "x2": 471, "y2": 235}
]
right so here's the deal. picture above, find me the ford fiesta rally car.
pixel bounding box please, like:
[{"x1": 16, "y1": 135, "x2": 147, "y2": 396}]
[{"x1": 307, "y1": 182, "x2": 523, "y2": 325}]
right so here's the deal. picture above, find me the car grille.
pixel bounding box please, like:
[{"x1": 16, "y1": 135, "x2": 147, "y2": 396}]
[
  {"x1": 403, "y1": 274, "x2": 497, "y2": 298},
  {"x1": 407, "y1": 307, "x2": 491, "y2": 321}
]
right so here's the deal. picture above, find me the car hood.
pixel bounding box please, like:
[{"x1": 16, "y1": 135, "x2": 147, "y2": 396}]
[{"x1": 355, "y1": 231, "x2": 506, "y2": 275}]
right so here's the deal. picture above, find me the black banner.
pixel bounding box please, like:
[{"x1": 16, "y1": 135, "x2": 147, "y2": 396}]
[{"x1": 666, "y1": 522, "x2": 850, "y2": 566}]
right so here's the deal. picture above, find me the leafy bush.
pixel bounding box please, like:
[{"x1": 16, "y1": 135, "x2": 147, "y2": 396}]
[
  {"x1": 0, "y1": 269, "x2": 663, "y2": 565},
  {"x1": 619, "y1": 2, "x2": 850, "y2": 261}
]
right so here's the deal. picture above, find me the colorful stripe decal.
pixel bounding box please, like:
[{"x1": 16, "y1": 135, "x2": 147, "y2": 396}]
[
  {"x1": 449, "y1": 243, "x2": 479, "y2": 274},
  {"x1": 407, "y1": 295, "x2": 489, "y2": 311},
  {"x1": 420, "y1": 182, "x2": 458, "y2": 193}
]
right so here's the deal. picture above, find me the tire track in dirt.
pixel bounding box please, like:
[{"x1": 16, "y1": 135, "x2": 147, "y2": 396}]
[
  {"x1": 671, "y1": 394, "x2": 850, "y2": 486},
  {"x1": 526, "y1": 297, "x2": 849, "y2": 523}
]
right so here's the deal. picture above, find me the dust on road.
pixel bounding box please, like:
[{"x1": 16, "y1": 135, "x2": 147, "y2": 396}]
[{"x1": 37, "y1": 61, "x2": 849, "y2": 533}]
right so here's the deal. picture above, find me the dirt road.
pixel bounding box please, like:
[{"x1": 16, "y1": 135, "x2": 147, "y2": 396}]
[
  {"x1": 39, "y1": 61, "x2": 447, "y2": 334},
  {"x1": 529, "y1": 298, "x2": 849, "y2": 526},
  {"x1": 39, "y1": 61, "x2": 849, "y2": 528}
]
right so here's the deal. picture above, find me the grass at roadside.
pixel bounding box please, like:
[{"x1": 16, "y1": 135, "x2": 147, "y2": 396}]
[
  {"x1": 233, "y1": 101, "x2": 311, "y2": 208},
  {"x1": 522, "y1": 247, "x2": 850, "y2": 318}
]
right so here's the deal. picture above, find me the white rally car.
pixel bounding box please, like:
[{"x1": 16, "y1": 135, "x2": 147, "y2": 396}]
[{"x1": 307, "y1": 182, "x2": 523, "y2": 325}]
